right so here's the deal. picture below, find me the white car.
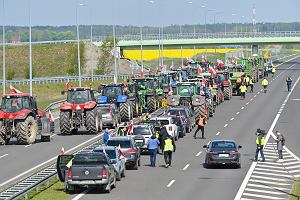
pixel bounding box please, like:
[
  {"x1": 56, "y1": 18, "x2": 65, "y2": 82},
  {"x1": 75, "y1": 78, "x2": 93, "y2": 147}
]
[{"x1": 149, "y1": 117, "x2": 179, "y2": 140}]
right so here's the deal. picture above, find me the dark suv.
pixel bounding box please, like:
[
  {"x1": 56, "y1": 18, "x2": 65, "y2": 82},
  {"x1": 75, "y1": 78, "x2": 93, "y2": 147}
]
[
  {"x1": 107, "y1": 136, "x2": 141, "y2": 170},
  {"x1": 170, "y1": 115, "x2": 186, "y2": 138},
  {"x1": 166, "y1": 106, "x2": 195, "y2": 133}
]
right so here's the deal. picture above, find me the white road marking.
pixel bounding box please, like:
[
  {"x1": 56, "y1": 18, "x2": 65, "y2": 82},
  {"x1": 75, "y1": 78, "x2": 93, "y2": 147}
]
[
  {"x1": 282, "y1": 161, "x2": 300, "y2": 166},
  {"x1": 257, "y1": 92, "x2": 260, "y2": 94},
  {"x1": 0, "y1": 154, "x2": 8, "y2": 159},
  {"x1": 25, "y1": 144, "x2": 32, "y2": 148},
  {"x1": 182, "y1": 164, "x2": 190, "y2": 170},
  {"x1": 260, "y1": 89, "x2": 263, "y2": 91},
  {"x1": 50, "y1": 134, "x2": 57, "y2": 138},
  {"x1": 245, "y1": 188, "x2": 288, "y2": 195},
  {"x1": 250, "y1": 98, "x2": 253, "y2": 101},
  {"x1": 216, "y1": 132, "x2": 221, "y2": 136},
  {"x1": 254, "y1": 95, "x2": 257, "y2": 97},
  {"x1": 196, "y1": 151, "x2": 202, "y2": 157},
  {"x1": 242, "y1": 192, "x2": 286, "y2": 199},
  {"x1": 246, "y1": 102, "x2": 249, "y2": 105},
  {"x1": 54, "y1": 116, "x2": 59, "y2": 120},
  {"x1": 71, "y1": 189, "x2": 90, "y2": 200},
  {"x1": 230, "y1": 118, "x2": 234, "y2": 121},
  {"x1": 249, "y1": 179, "x2": 291, "y2": 186},
  {"x1": 234, "y1": 75, "x2": 300, "y2": 200},
  {"x1": 247, "y1": 183, "x2": 290, "y2": 191},
  {"x1": 255, "y1": 167, "x2": 288, "y2": 173},
  {"x1": 291, "y1": 99, "x2": 300, "y2": 101},
  {"x1": 236, "y1": 112, "x2": 240, "y2": 115},
  {"x1": 167, "y1": 180, "x2": 176, "y2": 187},
  {"x1": 241, "y1": 107, "x2": 245, "y2": 110},
  {"x1": 224, "y1": 124, "x2": 228, "y2": 128},
  {"x1": 286, "y1": 165, "x2": 300, "y2": 170}
]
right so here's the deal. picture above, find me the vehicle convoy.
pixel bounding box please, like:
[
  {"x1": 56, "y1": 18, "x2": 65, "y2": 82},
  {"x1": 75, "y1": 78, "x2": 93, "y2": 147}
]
[
  {"x1": 97, "y1": 103, "x2": 120, "y2": 128},
  {"x1": 167, "y1": 82, "x2": 208, "y2": 120},
  {"x1": 98, "y1": 84, "x2": 135, "y2": 121},
  {"x1": 132, "y1": 124, "x2": 155, "y2": 151},
  {"x1": 0, "y1": 93, "x2": 52, "y2": 145},
  {"x1": 203, "y1": 140, "x2": 242, "y2": 168},
  {"x1": 60, "y1": 87, "x2": 102, "y2": 135},
  {"x1": 57, "y1": 152, "x2": 117, "y2": 193},
  {"x1": 149, "y1": 116, "x2": 179, "y2": 140},
  {"x1": 215, "y1": 71, "x2": 233, "y2": 100},
  {"x1": 166, "y1": 106, "x2": 195, "y2": 133}
]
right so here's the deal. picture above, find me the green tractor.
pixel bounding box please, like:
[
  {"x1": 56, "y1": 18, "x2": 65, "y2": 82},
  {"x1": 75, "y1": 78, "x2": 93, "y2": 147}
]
[
  {"x1": 167, "y1": 82, "x2": 208, "y2": 120},
  {"x1": 237, "y1": 59, "x2": 259, "y2": 82},
  {"x1": 132, "y1": 77, "x2": 164, "y2": 113},
  {"x1": 157, "y1": 72, "x2": 178, "y2": 96},
  {"x1": 227, "y1": 67, "x2": 245, "y2": 96}
]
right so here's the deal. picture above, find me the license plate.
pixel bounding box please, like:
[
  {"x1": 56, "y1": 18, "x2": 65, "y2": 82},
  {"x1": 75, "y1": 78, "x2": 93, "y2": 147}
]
[
  {"x1": 135, "y1": 140, "x2": 143, "y2": 143},
  {"x1": 219, "y1": 154, "x2": 229, "y2": 157}
]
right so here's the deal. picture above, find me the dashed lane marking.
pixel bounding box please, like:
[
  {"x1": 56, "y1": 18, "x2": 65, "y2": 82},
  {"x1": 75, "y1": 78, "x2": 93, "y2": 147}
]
[
  {"x1": 254, "y1": 95, "x2": 257, "y2": 97},
  {"x1": 246, "y1": 102, "x2": 249, "y2": 105},
  {"x1": 241, "y1": 107, "x2": 245, "y2": 110},
  {"x1": 71, "y1": 189, "x2": 91, "y2": 200},
  {"x1": 224, "y1": 124, "x2": 228, "y2": 128},
  {"x1": 0, "y1": 154, "x2": 8, "y2": 159},
  {"x1": 257, "y1": 92, "x2": 260, "y2": 94},
  {"x1": 167, "y1": 180, "x2": 176, "y2": 187},
  {"x1": 250, "y1": 98, "x2": 253, "y2": 101},
  {"x1": 25, "y1": 144, "x2": 32, "y2": 148},
  {"x1": 182, "y1": 164, "x2": 190, "y2": 170},
  {"x1": 216, "y1": 132, "x2": 221, "y2": 136},
  {"x1": 230, "y1": 118, "x2": 234, "y2": 121},
  {"x1": 236, "y1": 112, "x2": 240, "y2": 115},
  {"x1": 195, "y1": 151, "x2": 202, "y2": 157},
  {"x1": 50, "y1": 134, "x2": 57, "y2": 138}
]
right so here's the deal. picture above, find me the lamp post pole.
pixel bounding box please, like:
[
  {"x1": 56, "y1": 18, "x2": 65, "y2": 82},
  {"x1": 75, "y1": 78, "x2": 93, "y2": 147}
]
[
  {"x1": 2, "y1": 0, "x2": 5, "y2": 95},
  {"x1": 29, "y1": 0, "x2": 33, "y2": 95}
]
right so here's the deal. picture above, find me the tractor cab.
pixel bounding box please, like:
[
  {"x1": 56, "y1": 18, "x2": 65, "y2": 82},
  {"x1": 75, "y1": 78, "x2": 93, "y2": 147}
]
[
  {"x1": 98, "y1": 84, "x2": 126, "y2": 104},
  {"x1": 1, "y1": 94, "x2": 34, "y2": 113},
  {"x1": 64, "y1": 87, "x2": 95, "y2": 104}
]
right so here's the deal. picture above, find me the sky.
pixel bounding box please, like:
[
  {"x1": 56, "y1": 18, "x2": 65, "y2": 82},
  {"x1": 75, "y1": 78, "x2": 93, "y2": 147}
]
[{"x1": 1, "y1": 0, "x2": 300, "y2": 27}]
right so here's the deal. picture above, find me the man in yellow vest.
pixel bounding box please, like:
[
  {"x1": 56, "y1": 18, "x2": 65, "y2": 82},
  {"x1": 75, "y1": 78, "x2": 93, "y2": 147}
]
[
  {"x1": 239, "y1": 83, "x2": 247, "y2": 100},
  {"x1": 271, "y1": 66, "x2": 276, "y2": 77},
  {"x1": 163, "y1": 135, "x2": 176, "y2": 168},
  {"x1": 262, "y1": 78, "x2": 269, "y2": 93},
  {"x1": 194, "y1": 116, "x2": 207, "y2": 139},
  {"x1": 249, "y1": 77, "x2": 254, "y2": 93},
  {"x1": 244, "y1": 76, "x2": 250, "y2": 87},
  {"x1": 254, "y1": 129, "x2": 265, "y2": 162}
]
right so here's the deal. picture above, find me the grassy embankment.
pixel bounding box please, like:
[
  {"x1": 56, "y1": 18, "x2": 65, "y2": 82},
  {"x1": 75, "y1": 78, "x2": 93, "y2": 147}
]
[{"x1": 289, "y1": 180, "x2": 300, "y2": 200}]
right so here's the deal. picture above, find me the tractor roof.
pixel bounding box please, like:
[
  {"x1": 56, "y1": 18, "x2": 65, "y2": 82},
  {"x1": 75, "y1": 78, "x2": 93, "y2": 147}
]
[
  {"x1": 132, "y1": 77, "x2": 154, "y2": 81},
  {"x1": 101, "y1": 83, "x2": 124, "y2": 87},
  {"x1": 3, "y1": 93, "x2": 31, "y2": 98},
  {"x1": 177, "y1": 82, "x2": 196, "y2": 86},
  {"x1": 68, "y1": 87, "x2": 91, "y2": 91}
]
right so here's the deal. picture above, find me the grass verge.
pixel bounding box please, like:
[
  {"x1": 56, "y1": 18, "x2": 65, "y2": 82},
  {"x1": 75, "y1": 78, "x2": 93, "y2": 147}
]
[
  {"x1": 289, "y1": 180, "x2": 300, "y2": 200},
  {"x1": 18, "y1": 178, "x2": 68, "y2": 200}
]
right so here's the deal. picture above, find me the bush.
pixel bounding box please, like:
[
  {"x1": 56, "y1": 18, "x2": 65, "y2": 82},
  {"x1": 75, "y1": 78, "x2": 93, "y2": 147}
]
[
  {"x1": 6, "y1": 70, "x2": 16, "y2": 80},
  {"x1": 25, "y1": 65, "x2": 36, "y2": 79}
]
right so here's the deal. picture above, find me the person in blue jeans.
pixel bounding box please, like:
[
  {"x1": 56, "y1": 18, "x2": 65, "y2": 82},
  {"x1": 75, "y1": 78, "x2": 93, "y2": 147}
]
[
  {"x1": 147, "y1": 133, "x2": 160, "y2": 167},
  {"x1": 103, "y1": 128, "x2": 110, "y2": 145}
]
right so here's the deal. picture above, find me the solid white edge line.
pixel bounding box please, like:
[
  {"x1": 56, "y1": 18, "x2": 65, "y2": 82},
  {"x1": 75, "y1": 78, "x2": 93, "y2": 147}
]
[
  {"x1": 0, "y1": 132, "x2": 104, "y2": 188},
  {"x1": 0, "y1": 154, "x2": 8, "y2": 159},
  {"x1": 71, "y1": 189, "x2": 90, "y2": 200},
  {"x1": 234, "y1": 73, "x2": 300, "y2": 200},
  {"x1": 167, "y1": 180, "x2": 176, "y2": 187},
  {"x1": 196, "y1": 151, "x2": 202, "y2": 157},
  {"x1": 182, "y1": 164, "x2": 190, "y2": 170}
]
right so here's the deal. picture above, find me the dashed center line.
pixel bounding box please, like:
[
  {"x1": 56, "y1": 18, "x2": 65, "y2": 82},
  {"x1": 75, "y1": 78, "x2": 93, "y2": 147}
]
[
  {"x1": 257, "y1": 92, "x2": 260, "y2": 94},
  {"x1": 241, "y1": 107, "x2": 245, "y2": 110},
  {"x1": 182, "y1": 164, "x2": 190, "y2": 170},
  {"x1": 260, "y1": 89, "x2": 263, "y2": 91},
  {"x1": 230, "y1": 118, "x2": 234, "y2": 121},
  {"x1": 246, "y1": 102, "x2": 249, "y2": 105},
  {"x1": 216, "y1": 132, "x2": 221, "y2": 136},
  {"x1": 0, "y1": 154, "x2": 8, "y2": 159},
  {"x1": 25, "y1": 144, "x2": 32, "y2": 148},
  {"x1": 195, "y1": 151, "x2": 202, "y2": 157},
  {"x1": 254, "y1": 95, "x2": 257, "y2": 97},
  {"x1": 167, "y1": 180, "x2": 176, "y2": 187},
  {"x1": 50, "y1": 134, "x2": 57, "y2": 138},
  {"x1": 224, "y1": 124, "x2": 228, "y2": 128},
  {"x1": 250, "y1": 98, "x2": 253, "y2": 101},
  {"x1": 236, "y1": 112, "x2": 240, "y2": 115}
]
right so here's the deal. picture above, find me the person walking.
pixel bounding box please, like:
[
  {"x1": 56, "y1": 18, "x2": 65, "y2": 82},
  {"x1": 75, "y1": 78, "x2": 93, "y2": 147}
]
[
  {"x1": 103, "y1": 128, "x2": 110, "y2": 145},
  {"x1": 163, "y1": 135, "x2": 176, "y2": 168},
  {"x1": 286, "y1": 77, "x2": 292, "y2": 92},
  {"x1": 254, "y1": 129, "x2": 265, "y2": 162},
  {"x1": 245, "y1": 76, "x2": 250, "y2": 88},
  {"x1": 271, "y1": 65, "x2": 276, "y2": 77},
  {"x1": 239, "y1": 83, "x2": 247, "y2": 100},
  {"x1": 194, "y1": 116, "x2": 207, "y2": 139},
  {"x1": 262, "y1": 78, "x2": 269, "y2": 93},
  {"x1": 275, "y1": 131, "x2": 285, "y2": 163},
  {"x1": 249, "y1": 77, "x2": 254, "y2": 93},
  {"x1": 147, "y1": 133, "x2": 160, "y2": 167},
  {"x1": 159, "y1": 125, "x2": 169, "y2": 152}
]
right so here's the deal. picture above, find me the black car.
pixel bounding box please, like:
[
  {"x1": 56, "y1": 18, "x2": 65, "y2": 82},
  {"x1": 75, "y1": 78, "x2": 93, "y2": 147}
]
[
  {"x1": 170, "y1": 115, "x2": 186, "y2": 138},
  {"x1": 203, "y1": 140, "x2": 242, "y2": 168},
  {"x1": 166, "y1": 106, "x2": 195, "y2": 133},
  {"x1": 107, "y1": 136, "x2": 141, "y2": 170}
]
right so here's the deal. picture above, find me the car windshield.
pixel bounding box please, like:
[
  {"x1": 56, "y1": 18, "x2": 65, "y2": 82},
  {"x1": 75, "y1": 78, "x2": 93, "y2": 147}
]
[
  {"x1": 102, "y1": 86, "x2": 123, "y2": 97},
  {"x1": 133, "y1": 127, "x2": 151, "y2": 135},
  {"x1": 1, "y1": 96, "x2": 30, "y2": 112},
  {"x1": 210, "y1": 141, "x2": 237, "y2": 151},
  {"x1": 136, "y1": 80, "x2": 153, "y2": 89},
  {"x1": 73, "y1": 153, "x2": 107, "y2": 165},
  {"x1": 107, "y1": 140, "x2": 131, "y2": 149},
  {"x1": 177, "y1": 85, "x2": 194, "y2": 96},
  {"x1": 67, "y1": 90, "x2": 90, "y2": 104}
]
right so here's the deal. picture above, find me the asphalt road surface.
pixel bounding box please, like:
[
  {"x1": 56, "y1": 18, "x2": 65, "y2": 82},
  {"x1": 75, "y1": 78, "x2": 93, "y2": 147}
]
[{"x1": 0, "y1": 56, "x2": 299, "y2": 200}]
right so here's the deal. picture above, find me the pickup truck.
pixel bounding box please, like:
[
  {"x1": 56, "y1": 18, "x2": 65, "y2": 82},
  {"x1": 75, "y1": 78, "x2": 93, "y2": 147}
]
[{"x1": 56, "y1": 152, "x2": 117, "y2": 193}]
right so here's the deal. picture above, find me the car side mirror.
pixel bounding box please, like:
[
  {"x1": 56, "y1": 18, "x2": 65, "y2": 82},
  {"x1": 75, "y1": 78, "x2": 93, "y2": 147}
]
[
  {"x1": 203, "y1": 145, "x2": 207, "y2": 148},
  {"x1": 238, "y1": 145, "x2": 242, "y2": 149},
  {"x1": 61, "y1": 91, "x2": 65, "y2": 95}
]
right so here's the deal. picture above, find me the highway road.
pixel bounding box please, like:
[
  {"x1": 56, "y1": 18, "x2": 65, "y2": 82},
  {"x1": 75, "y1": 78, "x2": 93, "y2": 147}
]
[
  {"x1": 0, "y1": 56, "x2": 299, "y2": 199},
  {"x1": 64, "y1": 57, "x2": 300, "y2": 200}
]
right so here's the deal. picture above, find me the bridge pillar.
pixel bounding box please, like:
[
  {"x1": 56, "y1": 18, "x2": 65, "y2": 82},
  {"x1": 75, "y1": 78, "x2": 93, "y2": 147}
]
[{"x1": 252, "y1": 44, "x2": 258, "y2": 55}]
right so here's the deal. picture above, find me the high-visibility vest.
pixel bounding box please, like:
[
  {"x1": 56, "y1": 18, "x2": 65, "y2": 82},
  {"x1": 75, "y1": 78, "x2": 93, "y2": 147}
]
[
  {"x1": 198, "y1": 117, "x2": 205, "y2": 126},
  {"x1": 164, "y1": 138, "x2": 174, "y2": 152},
  {"x1": 249, "y1": 79, "x2": 253, "y2": 85},
  {"x1": 256, "y1": 136, "x2": 265, "y2": 145},
  {"x1": 240, "y1": 85, "x2": 247, "y2": 93},
  {"x1": 156, "y1": 131, "x2": 160, "y2": 139},
  {"x1": 245, "y1": 77, "x2": 250, "y2": 83},
  {"x1": 262, "y1": 79, "x2": 269, "y2": 86},
  {"x1": 272, "y1": 67, "x2": 276, "y2": 73}
]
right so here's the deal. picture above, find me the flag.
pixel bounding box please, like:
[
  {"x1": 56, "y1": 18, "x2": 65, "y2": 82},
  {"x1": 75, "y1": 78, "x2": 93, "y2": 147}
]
[
  {"x1": 49, "y1": 110, "x2": 54, "y2": 123},
  {"x1": 117, "y1": 144, "x2": 126, "y2": 159},
  {"x1": 65, "y1": 81, "x2": 71, "y2": 90},
  {"x1": 217, "y1": 59, "x2": 224, "y2": 68},
  {"x1": 148, "y1": 68, "x2": 152, "y2": 75},
  {"x1": 201, "y1": 55, "x2": 207, "y2": 62},
  {"x1": 131, "y1": 72, "x2": 135, "y2": 79},
  {"x1": 128, "y1": 120, "x2": 133, "y2": 135},
  {"x1": 9, "y1": 85, "x2": 22, "y2": 94},
  {"x1": 140, "y1": 69, "x2": 144, "y2": 77},
  {"x1": 197, "y1": 67, "x2": 203, "y2": 74},
  {"x1": 59, "y1": 147, "x2": 65, "y2": 155},
  {"x1": 155, "y1": 68, "x2": 159, "y2": 75},
  {"x1": 168, "y1": 78, "x2": 173, "y2": 96},
  {"x1": 209, "y1": 66, "x2": 217, "y2": 77}
]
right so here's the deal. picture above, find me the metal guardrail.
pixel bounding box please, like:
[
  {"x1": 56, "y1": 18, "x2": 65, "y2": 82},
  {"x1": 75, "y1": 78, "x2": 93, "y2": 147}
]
[
  {"x1": 0, "y1": 107, "x2": 165, "y2": 200},
  {"x1": 0, "y1": 74, "x2": 131, "y2": 86}
]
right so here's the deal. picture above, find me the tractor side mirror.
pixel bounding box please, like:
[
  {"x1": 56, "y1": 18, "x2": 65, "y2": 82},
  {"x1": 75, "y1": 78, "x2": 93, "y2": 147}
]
[
  {"x1": 203, "y1": 145, "x2": 208, "y2": 148},
  {"x1": 238, "y1": 145, "x2": 242, "y2": 149},
  {"x1": 61, "y1": 91, "x2": 65, "y2": 95}
]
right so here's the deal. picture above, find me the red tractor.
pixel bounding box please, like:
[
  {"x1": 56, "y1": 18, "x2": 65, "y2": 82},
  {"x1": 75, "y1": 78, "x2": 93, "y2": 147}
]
[
  {"x1": 60, "y1": 87, "x2": 102, "y2": 135},
  {"x1": 0, "y1": 93, "x2": 52, "y2": 145}
]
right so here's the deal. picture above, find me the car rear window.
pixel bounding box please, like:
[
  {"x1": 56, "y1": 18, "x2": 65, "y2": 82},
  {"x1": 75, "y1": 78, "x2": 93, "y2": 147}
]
[
  {"x1": 211, "y1": 141, "x2": 236, "y2": 151},
  {"x1": 107, "y1": 140, "x2": 132, "y2": 148},
  {"x1": 73, "y1": 153, "x2": 108, "y2": 164},
  {"x1": 94, "y1": 149, "x2": 116, "y2": 159},
  {"x1": 158, "y1": 120, "x2": 169, "y2": 126},
  {"x1": 133, "y1": 127, "x2": 151, "y2": 135}
]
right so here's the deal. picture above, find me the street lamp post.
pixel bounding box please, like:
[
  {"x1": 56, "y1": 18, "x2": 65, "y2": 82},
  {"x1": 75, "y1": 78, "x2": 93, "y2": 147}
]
[
  {"x1": 205, "y1": 9, "x2": 215, "y2": 35},
  {"x1": 139, "y1": 0, "x2": 144, "y2": 72},
  {"x1": 231, "y1": 13, "x2": 237, "y2": 33},
  {"x1": 76, "y1": 1, "x2": 84, "y2": 87},
  {"x1": 180, "y1": 25, "x2": 183, "y2": 67},
  {"x1": 29, "y1": 0, "x2": 33, "y2": 96},
  {"x1": 241, "y1": 15, "x2": 245, "y2": 32},
  {"x1": 112, "y1": 0, "x2": 118, "y2": 83},
  {"x1": 2, "y1": 0, "x2": 5, "y2": 95}
]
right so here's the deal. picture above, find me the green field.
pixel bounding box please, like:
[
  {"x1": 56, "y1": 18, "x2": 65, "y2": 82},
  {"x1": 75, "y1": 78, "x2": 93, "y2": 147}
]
[{"x1": 289, "y1": 180, "x2": 300, "y2": 200}]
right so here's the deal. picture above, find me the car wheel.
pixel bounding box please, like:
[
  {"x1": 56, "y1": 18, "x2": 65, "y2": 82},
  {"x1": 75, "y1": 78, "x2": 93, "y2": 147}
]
[
  {"x1": 112, "y1": 176, "x2": 117, "y2": 188},
  {"x1": 121, "y1": 168, "x2": 126, "y2": 177},
  {"x1": 133, "y1": 161, "x2": 139, "y2": 170},
  {"x1": 138, "y1": 158, "x2": 141, "y2": 166},
  {"x1": 236, "y1": 163, "x2": 241, "y2": 169},
  {"x1": 116, "y1": 171, "x2": 121, "y2": 181}
]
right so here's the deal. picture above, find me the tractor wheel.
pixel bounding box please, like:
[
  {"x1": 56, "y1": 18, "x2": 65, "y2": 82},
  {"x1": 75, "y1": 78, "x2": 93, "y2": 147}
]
[
  {"x1": 60, "y1": 111, "x2": 71, "y2": 135},
  {"x1": 120, "y1": 101, "x2": 130, "y2": 122},
  {"x1": 180, "y1": 99, "x2": 190, "y2": 108},
  {"x1": 17, "y1": 116, "x2": 38, "y2": 145},
  {"x1": 86, "y1": 109, "x2": 99, "y2": 135},
  {"x1": 147, "y1": 96, "x2": 156, "y2": 113},
  {"x1": 224, "y1": 87, "x2": 232, "y2": 100},
  {"x1": 0, "y1": 121, "x2": 7, "y2": 145}
]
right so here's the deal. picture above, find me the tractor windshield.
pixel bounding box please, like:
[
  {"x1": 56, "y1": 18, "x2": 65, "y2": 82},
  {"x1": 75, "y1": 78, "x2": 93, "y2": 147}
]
[
  {"x1": 1, "y1": 96, "x2": 30, "y2": 113},
  {"x1": 177, "y1": 85, "x2": 194, "y2": 96},
  {"x1": 67, "y1": 90, "x2": 91, "y2": 104},
  {"x1": 136, "y1": 80, "x2": 153, "y2": 90},
  {"x1": 102, "y1": 86, "x2": 123, "y2": 98}
]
